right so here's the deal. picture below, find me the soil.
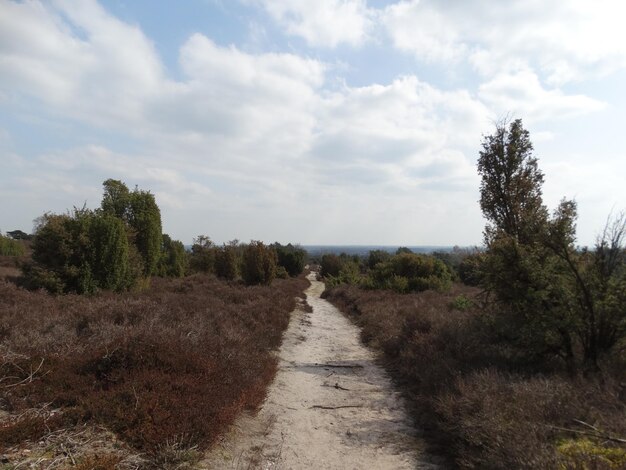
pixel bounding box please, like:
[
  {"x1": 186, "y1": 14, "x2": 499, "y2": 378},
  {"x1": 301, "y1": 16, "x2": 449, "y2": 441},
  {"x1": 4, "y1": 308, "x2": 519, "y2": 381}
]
[{"x1": 202, "y1": 272, "x2": 440, "y2": 469}]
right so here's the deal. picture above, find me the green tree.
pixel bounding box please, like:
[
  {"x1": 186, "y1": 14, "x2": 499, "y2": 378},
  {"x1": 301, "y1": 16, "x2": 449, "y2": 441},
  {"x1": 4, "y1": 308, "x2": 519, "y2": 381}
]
[
  {"x1": 189, "y1": 235, "x2": 215, "y2": 273},
  {"x1": 241, "y1": 241, "x2": 277, "y2": 285},
  {"x1": 215, "y1": 241, "x2": 240, "y2": 280},
  {"x1": 101, "y1": 179, "x2": 162, "y2": 276},
  {"x1": 101, "y1": 179, "x2": 131, "y2": 221},
  {"x1": 478, "y1": 118, "x2": 547, "y2": 245},
  {"x1": 477, "y1": 119, "x2": 626, "y2": 370},
  {"x1": 28, "y1": 209, "x2": 133, "y2": 294},
  {"x1": 128, "y1": 189, "x2": 162, "y2": 276},
  {"x1": 158, "y1": 234, "x2": 188, "y2": 278},
  {"x1": 367, "y1": 250, "x2": 391, "y2": 269},
  {"x1": 273, "y1": 243, "x2": 307, "y2": 277}
]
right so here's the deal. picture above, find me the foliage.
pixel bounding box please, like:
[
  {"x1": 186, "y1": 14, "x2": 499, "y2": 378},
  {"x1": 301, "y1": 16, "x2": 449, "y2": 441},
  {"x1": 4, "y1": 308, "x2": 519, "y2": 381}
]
[
  {"x1": 24, "y1": 179, "x2": 167, "y2": 294},
  {"x1": 369, "y1": 253, "x2": 452, "y2": 293},
  {"x1": 0, "y1": 273, "x2": 309, "y2": 457},
  {"x1": 324, "y1": 283, "x2": 626, "y2": 469},
  {"x1": 478, "y1": 118, "x2": 547, "y2": 245},
  {"x1": 241, "y1": 241, "x2": 277, "y2": 285},
  {"x1": 188, "y1": 235, "x2": 215, "y2": 274},
  {"x1": 478, "y1": 119, "x2": 626, "y2": 370},
  {"x1": 0, "y1": 234, "x2": 25, "y2": 256},
  {"x1": 367, "y1": 249, "x2": 391, "y2": 269},
  {"x1": 320, "y1": 253, "x2": 343, "y2": 278},
  {"x1": 273, "y1": 242, "x2": 307, "y2": 277},
  {"x1": 458, "y1": 251, "x2": 485, "y2": 286},
  {"x1": 26, "y1": 210, "x2": 133, "y2": 294},
  {"x1": 101, "y1": 179, "x2": 163, "y2": 276},
  {"x1": 215, "y1": 241, "x2": 240, "y2": 280},
  {"x1": 158, "y1": 234, "x2": 188, "y2": 278}
]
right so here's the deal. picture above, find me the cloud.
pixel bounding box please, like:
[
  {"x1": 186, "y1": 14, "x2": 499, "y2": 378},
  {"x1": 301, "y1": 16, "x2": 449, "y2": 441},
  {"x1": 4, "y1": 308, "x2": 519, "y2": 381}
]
[
  {"x1": 381, "y1": 0, "x2": 626, "y2": 83},
  {"x1": 248, "y1": 0, "x2": 375, "y2": 47},
  {"x1": 1, "y1": 0, "x2": 621, "y2": 245},
  {"x1": 478, "y1": 69, "x2": 606, "y2": 121},
  {"x1": 0, "y1": 0, "x2": 165, "y2": 128}
]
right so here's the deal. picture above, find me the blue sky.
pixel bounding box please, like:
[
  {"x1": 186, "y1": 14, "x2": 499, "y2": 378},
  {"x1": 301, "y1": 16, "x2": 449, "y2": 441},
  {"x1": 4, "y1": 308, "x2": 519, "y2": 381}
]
[{"x1": 1, "y1": 0, "x2": 624, "y2": 246}]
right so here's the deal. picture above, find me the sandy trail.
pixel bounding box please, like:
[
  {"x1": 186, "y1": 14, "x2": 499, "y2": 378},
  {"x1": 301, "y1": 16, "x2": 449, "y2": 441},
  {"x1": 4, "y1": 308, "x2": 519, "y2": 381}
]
[{"x1": 202, "y1": 272, "x2": 438, "y2": 469}]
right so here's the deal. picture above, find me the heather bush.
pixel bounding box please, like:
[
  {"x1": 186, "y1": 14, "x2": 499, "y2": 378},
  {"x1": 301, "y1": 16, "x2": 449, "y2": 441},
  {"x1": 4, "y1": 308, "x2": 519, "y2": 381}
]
[
  {"x1": 0, "y1": 273, "x2": 309, "y2": 457},
  {"x1": 323, "y1": 283, "x2": 626, "y2": 468}
]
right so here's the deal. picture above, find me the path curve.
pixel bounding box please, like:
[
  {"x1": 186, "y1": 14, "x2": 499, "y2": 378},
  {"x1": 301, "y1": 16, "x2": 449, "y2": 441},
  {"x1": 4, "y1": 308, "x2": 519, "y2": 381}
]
[{"x1": 202, "y1": 272, "x2": 438, "y2": 469}]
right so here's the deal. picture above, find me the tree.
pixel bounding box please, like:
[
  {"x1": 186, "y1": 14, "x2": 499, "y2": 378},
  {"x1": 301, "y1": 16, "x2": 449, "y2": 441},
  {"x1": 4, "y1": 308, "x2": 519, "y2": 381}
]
[
  {"x1": 478, "y1": 118, "x2": 547, "y2": 245},
  {"x1": 128, "y1": 189, "x2": 162, "y2": 276},
  {"x1": 273, "y1": 243, "x2": 307, "y2": 277},
  {"x1": 158, "y1": 234, "x2": 188, "y2": 278},
  {"x1": 477, "y1": 119, "x2": 626, "y2": 370},
  {"x1": 101, "y1": 180, "x2": 162, "y2": 276},
  {"x1": 27, "y1": 209, "x2": 133, "y2": 293},
  {"x1": 241, "y1": 241, "x2": 277, "y2": 285},
  {"x1": 215, "y1": 240, "x2": 240, "y2": 280},
  {"x1": 6, "y1": 229, "x2": 31, "y2": 240},
  {"x1": 101, "y1": 179, "x2": 131, "y2": 221},
  {"x1": 189, "y1": 235, "x2": 215, "y2": 273}
]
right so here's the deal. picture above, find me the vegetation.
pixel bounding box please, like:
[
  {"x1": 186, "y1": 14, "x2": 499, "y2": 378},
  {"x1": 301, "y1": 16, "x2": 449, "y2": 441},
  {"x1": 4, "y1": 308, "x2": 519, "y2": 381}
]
[
  {"x1": 241, "y1": 240, "x2": 278, "y2": 286},
  {"x1": 0, "y1": 268, "x2": 309, "y2": 466},
  {"x1": 273, "y1": 242, "x2": 307, "y2": 277},
  {"x1": 323, "y1": 119, "x2": 626, "y2": 469},
  {"x1": 478, "y1": 118, "x2": 626, "y2": 370},
  {"x1": 0, "y1": 233, "x2": 25, "y2": 257},
  {"x1": 319, "y1": 250, "x2": 453, "y2": 293}
]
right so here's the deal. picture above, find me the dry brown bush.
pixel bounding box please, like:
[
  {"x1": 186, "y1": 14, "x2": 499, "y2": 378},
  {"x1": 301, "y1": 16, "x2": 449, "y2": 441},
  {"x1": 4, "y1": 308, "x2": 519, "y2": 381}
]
[
  {"x1": 324, "y1": 283, "x2": 626, "y2": 469},
  {"x1": 0, "y1": 273, "x2": 309, "y2": 460}
]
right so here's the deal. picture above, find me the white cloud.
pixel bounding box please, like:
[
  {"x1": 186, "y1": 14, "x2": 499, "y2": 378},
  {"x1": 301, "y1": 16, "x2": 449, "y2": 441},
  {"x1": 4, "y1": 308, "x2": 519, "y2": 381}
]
[
  {"x1": 250, "y1": 0, "x2": 375, "y2": 47},
  {"x1": 0, "y1": 0, "x2": 165, "y2": 128},
  {"x1": 0, "y1": 0, "x2": 622, "y2": 245},
  {"x1": 478, "y1": 69, "x2": 606, "y2": 121},
  {"x1": 382, "y1": 0, "x2": 626, "y2": 83}
]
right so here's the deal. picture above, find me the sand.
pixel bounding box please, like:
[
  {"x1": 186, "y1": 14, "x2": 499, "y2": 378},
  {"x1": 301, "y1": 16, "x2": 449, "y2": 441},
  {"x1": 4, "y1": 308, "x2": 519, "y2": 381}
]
[{"x1": 202, "y1": 272, "x2": 439, "y2": 469}]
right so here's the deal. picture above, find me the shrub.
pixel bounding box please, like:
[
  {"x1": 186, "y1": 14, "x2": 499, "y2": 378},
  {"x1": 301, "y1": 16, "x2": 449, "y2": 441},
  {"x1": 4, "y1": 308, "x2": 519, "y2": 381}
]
[
  {"x1": 214, "y1": 242, "x2": 240, "y2": 280},
  {"x1": 158, "y1": 234, "x2": 188, "y2": 278},
  {"x1": 241, "y1": 241, "x2": 277, "y2": 285},
  {"x1": 367, "y1": 249, "x2": 391, "y2": 269},
  {"x1": 273, "y1": 243, "x2": 307, "y2": 277},
  {"x1": 0, "y1": 234, "x2": 25, "y2": 256},
  {"x1": 0, "y1": 274, "x2": 309, "y2": 456},
  {"x1": 369, "y1": 253, "x2": 452, "y2": 293},
  {"x1": 320, "y1": 254, "x2": 343, "y2": 278},
  {"x1": 188, "y1": 235, "x2": 215, "y2": 274},
  {"x1": 27, "y1": 210, "x2": 134, "y2": 294}
]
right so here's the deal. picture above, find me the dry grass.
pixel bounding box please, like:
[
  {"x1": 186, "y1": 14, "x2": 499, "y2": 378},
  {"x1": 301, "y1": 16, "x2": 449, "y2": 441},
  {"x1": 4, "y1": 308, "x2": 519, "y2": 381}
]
[
  {"x1": 324, "y1": 284, "x2": 626, "y2": 469},
  {"x1": 0, "y1": 273, "x2": 309, "y2": 467}
]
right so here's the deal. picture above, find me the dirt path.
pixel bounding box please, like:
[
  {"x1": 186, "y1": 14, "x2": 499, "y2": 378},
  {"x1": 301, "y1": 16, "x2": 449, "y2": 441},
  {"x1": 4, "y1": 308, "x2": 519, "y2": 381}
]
[{"x1": 202, "y1": 273, "x2": 438, "y2": 469}]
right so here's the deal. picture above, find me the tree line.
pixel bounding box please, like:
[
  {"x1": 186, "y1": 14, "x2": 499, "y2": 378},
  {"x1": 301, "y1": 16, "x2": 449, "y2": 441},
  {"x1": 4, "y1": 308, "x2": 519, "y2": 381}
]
[{"x1": 17, "y1": 179, "x2": 307, "y2": 294}]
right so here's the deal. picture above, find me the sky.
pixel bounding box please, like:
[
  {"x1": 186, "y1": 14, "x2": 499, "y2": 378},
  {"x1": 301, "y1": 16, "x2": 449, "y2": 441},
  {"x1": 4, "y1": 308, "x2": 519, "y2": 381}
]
[{"x1": 0, "y1": 0, "x2": 624, "y2": 246}]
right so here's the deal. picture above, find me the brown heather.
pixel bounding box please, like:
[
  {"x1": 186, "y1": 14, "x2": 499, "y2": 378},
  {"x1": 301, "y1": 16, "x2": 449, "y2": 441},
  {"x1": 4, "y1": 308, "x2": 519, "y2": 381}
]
[
  {"x1": 324, "y1": 284, "x2": 626, "y2": 469},
  {"x1": 0, "y1": 273, "x2": 309, "y2": 457}
]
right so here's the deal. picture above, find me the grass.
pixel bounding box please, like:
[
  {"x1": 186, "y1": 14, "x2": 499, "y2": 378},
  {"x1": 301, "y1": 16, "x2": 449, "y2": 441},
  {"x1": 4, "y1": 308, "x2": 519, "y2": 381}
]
[
  {"x1": 323, "y1": 283, "x2": 626, "y2": 469},
  {"x1": 0, "y1": 272, "x2": 309, "y2": 467}
]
